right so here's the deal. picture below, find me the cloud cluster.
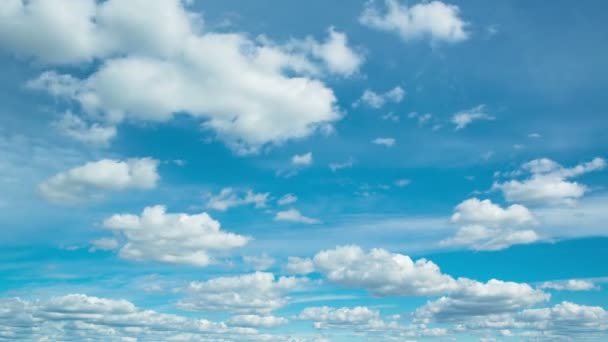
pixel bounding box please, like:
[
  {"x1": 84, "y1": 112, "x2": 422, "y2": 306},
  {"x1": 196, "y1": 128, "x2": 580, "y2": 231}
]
[
  {"x1": 451, "y1": 104, "x2": 494, "y2": 130},
  {"x1": 360, "y1": 0, "x2": 468, "y2": 43},
  {"x1": 6, "y1": 0, "x2": 364, "y2": 153},
  {"x1": 177, "y1": 272, "x2": 302, "y2": 314},
  {"x1": 38, "y1": 158, "x2": 159, "y2": 203},
  {"x1": 353, "y1": 86, "x2": 405, "y2": 109},
  {"x1": 101, "y1": 205, "x2": 248, "y2": 266}
]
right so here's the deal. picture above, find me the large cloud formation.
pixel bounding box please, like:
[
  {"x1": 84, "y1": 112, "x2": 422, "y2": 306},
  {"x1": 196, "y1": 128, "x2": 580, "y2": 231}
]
[{"x1": 2, "y1": 0, "x2": 364, "y2": 153}]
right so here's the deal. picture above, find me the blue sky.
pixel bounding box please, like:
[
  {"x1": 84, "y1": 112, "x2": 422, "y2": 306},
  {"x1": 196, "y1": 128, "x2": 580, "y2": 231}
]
[{"x1": 0, "y1": 0, "x2": 607, "y2": 341}]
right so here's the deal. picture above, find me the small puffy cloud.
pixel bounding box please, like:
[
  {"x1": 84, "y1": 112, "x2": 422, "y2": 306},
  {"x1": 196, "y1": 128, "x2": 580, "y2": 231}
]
[
  {"x1": 493, "y1": 157, "x2": 606, "y2": 205},
  {"x1": 101, "y1": 205, "x2": 248, "y2": 267},
  {"x1": 452, "y1": 105, "x2": 494, "y2": 130},
  {"x1": 528, "y1": 132, "x2": 542, "y2": 138},
  {"x1": 360, "y1": 0, "x2": 468, "y2": 43},
  {"x1": 442, "y1": 198, "x2": 538, "y2": 250},
  {"x1": 415, "y1": 278, "x2": 550, "y2": 323},
  {"x1": 53, "y1": 111, "x2": 116, "y2": 146},
  {"x1": 277, "y1": 193, "x2": 298, "y2": 206},
  {"x1": 311, "y1": 245, "x2": 458, "y2": 296},
  {"x1": 227, "y1": 314, "x2": 288, "y2": 328},
  {"x1": 302, "y1": 27, "x2": 364, "y2": 77},
  {"x1": 285, "y1": 257, "x2": 315, "y2": 275},
  {"x1": 274, "y1": 209, "x2": 320, "y2": 224},
  {"x1": 243, "y1": 254, "x2": 275, "y2": 271},
  {"x1": 371, "y1": 137, "x2": 396, "y2": 147},
  {"x1": 177, "y1": 272, "x2": 301, "y2": 314},
  {"x1": 353, "y1": 86, "x2": 405, "y2": 108},
  {"x1": 292, "y1": 152, "x2": 313, "y2": 166},
  {"x1": 38, "y1": 158, "x2": 159, "y2": 203},
  {"x1": 205, "y1": 188, "x2": 269, "y2": 211},
  {"x1": 539, "y1": 279, "x2": 596, "y2": 291}
]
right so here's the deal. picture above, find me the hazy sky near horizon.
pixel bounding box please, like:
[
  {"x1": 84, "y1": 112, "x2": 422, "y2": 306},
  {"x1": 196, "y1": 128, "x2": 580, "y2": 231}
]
[{"x1": 1, "y1": 0, "x2": 607, "y2": 341}]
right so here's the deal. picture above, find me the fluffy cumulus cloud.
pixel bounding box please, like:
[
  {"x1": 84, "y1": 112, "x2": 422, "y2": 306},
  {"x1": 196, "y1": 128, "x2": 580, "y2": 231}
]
[
  {"x1": 0, "y1": 293, "x2": 259, "y2": 341},
  {"x1": 274, "y1": 209, "x2": 320, "y2": 224},
  {"x1": 205, "y1": 187, "x2": 269, "y2": 211},
  {"x1": 353, "y1": 86, "x2": 405, "y2": 108},
  {"x1": 297, "y1": 306, "x2": 381, "y2": 329},
  {"x1": 360, "y1": 0, "x2": 468, "y2": 43},
  {"x1": 101, "y1": 205, "x2": 248, "y2": 266},
  {"x1": 441, "y1": 198, "x2": 539, "y2": 251},
  {"x1": 519, "y1": 301, "x2": 608, "y2": 339},
  {"x1": 415, "y1": 278, "x2": 550, "y2": 323},
  {"x1": 285, "y1": 257, "x2": 315, "y2": 275},
  {"x1": 451, "y1": 104, "x2": 494, "y2": 130},
  {"x1": 177, "y1": 272, "x2": 302, "y2": 314},
  {"x1": 53, "y1": 111, "x2": 117, "y2": 146},
  {"x1": 311, "y1": 245, "x2": 458, "y2": 296},
  {"x1": 3, "y1": 0, "x2": 365, "y2": 154},
  {"x1": 493, "y1": 157, "x2": 606, "y2": 205},
  {"x1": 38, "y1": 158, "x2": 159, "y2": 203}
]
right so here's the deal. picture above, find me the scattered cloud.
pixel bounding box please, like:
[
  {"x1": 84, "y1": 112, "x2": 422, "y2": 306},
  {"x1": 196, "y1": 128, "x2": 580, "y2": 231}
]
[
  {"x1": 329, "y1": 158, "x2": 355, "y2": 172},
  {"x1": 371, "y1": 137, "x2": 396, "y2": 147},
  {"x1": 493, "y1": 157, "x2": 606, "y2": 205},
  {"x1": 277, "y1": 193, "x2": 298, "y2": 206},
  {"x1": 539, "y1": 279, "x2": 597, "y2": 291},
  {"x1": 205, "y1": 188, "x2": 269, "y2": 211},
  {"x1": 38, "y1": 158, "x2": 159, "y2": 204},
  {"x1": 243, "y1": 254, "x2": 275, "y2": 271},
  {"x1": 360, "y1": 0, "x2": 469, "y2": 43},
  {"x1": 227, "y1": 314, "x2": 288, "y2": 328},
  {"x1": 292, "y1": 152, "x2": 313, "y2": 166},
  {"x1": 274, "y1": 209, "x2": 320, "y2": 224},
  {"x1": 353, "y1": 86, "x2": 405, "y2": 108},
  {"x1": 452, "y1": 104, "x2": 494, "y2": 130}
]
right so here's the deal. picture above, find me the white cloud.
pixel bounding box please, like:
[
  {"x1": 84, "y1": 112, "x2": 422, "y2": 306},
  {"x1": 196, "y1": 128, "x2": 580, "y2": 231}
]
[
  {"x1": 301, "y1": 27, "x2": 364, "y2": 77},
  {"x1": 452, "y1": 105, "x2": 494, "y2": 130},
  {"x1": 8, "y1": 0, "x2": 357, "y2": 154},
  {"x1": 53, "y1": 111, "x2": 116, "y2": 146},
  {"x1": 518, "y1": 301, "x2": 608, "y2": 339},
  {"x1": 177, "y1": 272, "x2": 301, "y2": 314},
  {"x1": 415, "y1": 278, "x2": 549, "y2": 323},
  {"x1": 493, "y1": 157, "x2": 606, "y2": 205},
  {"x1": 329, "y1": 158, "x2": 354, "y2": 172},
  {"x1": 360, "y1": 0, "x2": 468, "y2": 43},
  {"x1": 0, "y1": 293, "x2": 258, "y2": 341},
  {"x1": 311, "y1": 245, "x2": 458, "y2": 296},
  {"x1": 442, "y1": 198, "x2": 539, "y2": 250},
  {"x1": 274, "y1": 209, "x2": 320, "y2": 224},
  {"x1": 451, "y1": 198, "x2": 536, "y2": 227},
  {"x1": 243, "y1": 254, "x2": 275, "y2": 271},
  {"x1": 38, "y1": 158, "x2": 159, "y2": 203},
  {"x1": 205, "y1": 188, "x2": 269, "y2": 211},
  {"x1": 371, "y1": 137, "x2": 396, "y2": 147},
  {"x1": 285, "y1": 257, "x2": 315, "y2": 275},
  {"x1": 528, "y1": 132, "x2": 542, "y2": 138},
  {"x1": 297, "y1": 306, "x2": 380, "y2": 329},
  {"x1": 101, "y1": 205, "x2": 248, "y2": 266},
  {"x1": 353, "y1": 86, "x2": 405, "y2": 108},
  {"x1": 394, "y1": 178, "x2": 411, "y2": 187},
  {"x1": 292, "y1": 152, "x2": 313, "y2": 166},
  {"x1": 228, "y1": 314, "x2": 288, "y2": 328},
  {"x1": 277, "y1": 193, "x2": 298, "y2": 206},
  {"x1": 539, "y1": 279, "x2": 596, "y2": 291}
]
